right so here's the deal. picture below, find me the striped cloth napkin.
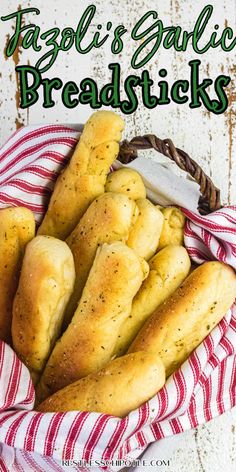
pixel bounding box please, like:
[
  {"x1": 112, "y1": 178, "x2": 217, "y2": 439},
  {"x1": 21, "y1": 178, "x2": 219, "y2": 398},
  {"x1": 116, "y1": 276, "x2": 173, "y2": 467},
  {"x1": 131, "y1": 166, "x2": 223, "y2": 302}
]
[{"x1": 0, "y1": 125, "x2": 235, "y2": 472}]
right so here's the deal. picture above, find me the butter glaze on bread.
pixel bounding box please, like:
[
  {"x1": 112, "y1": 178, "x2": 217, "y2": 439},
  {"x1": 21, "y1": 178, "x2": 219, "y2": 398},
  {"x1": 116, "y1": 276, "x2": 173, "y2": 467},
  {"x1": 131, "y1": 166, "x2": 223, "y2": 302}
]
[
  {"x1": 12, "y1": 236, "x2": 75, "y2": 384},
  {"x1": 37, "y1": 351, "x2": 165, "y2": 417},
  {"x1": 63, "y1": 192, "x2": 138, "y2": 327},
  {"x1": 129, "y1": 261, "x2": 236, "y2": 376},
  {"x1": 0, "y1": 207, "x2": 35, "y2": 343},
  {"x1": 37, "y1": 242, "x2": 148, "y2": 401},
  {"x1": 105, "y1": 168, "x2": 146, "y2": 200},
  {"x1": 114, "y1": 245, "x2": 191, "y2": 356},
  {"x1": 127, "y1": 198, "x2": 164, "y2": 260},
  {"x1": 38, "y1": 111, "x2": 124, "y2": 239},
  {"x1": 158, "y1": 207, "x2": 185, "y2": 249}
]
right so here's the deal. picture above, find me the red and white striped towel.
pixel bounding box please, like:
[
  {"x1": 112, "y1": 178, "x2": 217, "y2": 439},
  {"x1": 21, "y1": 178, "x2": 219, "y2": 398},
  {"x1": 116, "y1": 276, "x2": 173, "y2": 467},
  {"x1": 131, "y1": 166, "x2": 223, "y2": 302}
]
[{"x1": 0, "y1": 125, "x2": 235, "y2": 472}]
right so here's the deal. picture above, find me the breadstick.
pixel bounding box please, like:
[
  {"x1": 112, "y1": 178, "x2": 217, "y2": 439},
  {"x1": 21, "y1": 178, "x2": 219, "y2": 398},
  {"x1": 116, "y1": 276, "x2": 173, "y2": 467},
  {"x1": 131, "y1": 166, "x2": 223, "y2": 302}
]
[
  {"x1": 12, "y1": 236, "x2": 75, "y2": 384},
  {"x1": 127, "y1": 198, "x2": 164, "y2": 260},
  {"x1": 37, "y1": 351, "x2": 165, "y2": 417},
  {"x1": 63, "y1": 192, "x2": 138, "y2": 327},
  {"x1": 0, "y1": 207, "x2": 35, "y2": 343},
  {"x1": 38, "y1": 111, "x2": 124, "y2": 239},
  {"x1": 158, "y1": 206, "x2": 185, "y2": 249},
  {"x1": 129, "y1": 261, "x2": 236, "y2": 377},
  {"x1": 114, "y1": 245, "x2": 191, "y2": 356},
  {"x1": 105, "y1": 168, "x2": 146, "y2": 200}
]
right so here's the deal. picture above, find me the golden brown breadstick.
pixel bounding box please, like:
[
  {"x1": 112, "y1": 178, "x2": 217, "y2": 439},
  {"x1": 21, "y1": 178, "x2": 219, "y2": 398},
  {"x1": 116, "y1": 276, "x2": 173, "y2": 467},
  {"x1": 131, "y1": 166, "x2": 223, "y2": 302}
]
[
  {"x1": 0, "y1": 207, "x2": 35, "y2": 343},
  {"x1": 12, "y1": 236, "x2": 75, "y2": 384},
  {"x1": 114, "y1": 245, "x2": 191, "y2": 356},
  {"x1": 129, "y1": 261, "x2": 236, "y2": 376},
  {"x1": 38, "y1": 111, "x2": 124, "y2": 239},
  {"x1": 158, "y1": 206, "x2": 185, "y2": 249},
  {"x1": 37, "y1": 242, "x2": 148, "y2": 401},
  {"x1": 37, "y1": 351, "x2": 165, "y2": 417},
  {"x1": 127, "y1": 198, "x2": 164, "y2": 260},
  {"x1": 63, "y1": 192, "x2": 138, "y2": 328},
  {"x1": 105, "y1": 168, "x2": 146, "y2": 200}
]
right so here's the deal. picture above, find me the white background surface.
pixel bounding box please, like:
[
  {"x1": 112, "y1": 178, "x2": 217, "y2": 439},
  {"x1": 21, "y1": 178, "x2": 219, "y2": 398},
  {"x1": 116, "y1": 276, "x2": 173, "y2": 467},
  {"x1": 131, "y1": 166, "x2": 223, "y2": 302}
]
[{"x1": 0, "y1": 0, "x2": 236, "y2": 470}]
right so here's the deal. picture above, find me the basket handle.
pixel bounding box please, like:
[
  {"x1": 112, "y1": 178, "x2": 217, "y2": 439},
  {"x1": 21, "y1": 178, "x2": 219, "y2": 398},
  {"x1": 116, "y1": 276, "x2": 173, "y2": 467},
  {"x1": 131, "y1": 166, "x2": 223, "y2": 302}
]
[{"x1": 118, "y1": 135, "x2": 221, "y2": 215}]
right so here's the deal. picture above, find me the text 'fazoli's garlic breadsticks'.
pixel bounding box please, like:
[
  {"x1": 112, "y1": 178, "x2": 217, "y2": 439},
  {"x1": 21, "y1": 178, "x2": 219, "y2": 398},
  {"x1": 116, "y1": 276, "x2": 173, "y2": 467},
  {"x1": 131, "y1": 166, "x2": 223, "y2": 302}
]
[
  {"x1": 37, "y1": 242, "x2": 149, "y2": 402},
  {"x1": 12, "y1": 236, "x2": 75, "y2": 385},
  {"x1": 0, "y1": 207, "x2": 35, "y2": 343},
  {"x1": 38, "y1": 111, "x2": 124, "y2": 240},
  {"x1": 37, "y1": 351, "x2": 165, "y2": 418},
  {"x1": 129, "y1": 261, "x2": 236, "y2": 377}
]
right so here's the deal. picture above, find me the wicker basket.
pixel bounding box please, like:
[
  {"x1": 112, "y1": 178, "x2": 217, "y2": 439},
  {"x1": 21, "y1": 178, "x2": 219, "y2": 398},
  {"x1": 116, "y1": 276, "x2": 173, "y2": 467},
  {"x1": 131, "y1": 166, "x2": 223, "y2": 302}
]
[{"x1": 118, "y1": 134, "x2": 221, "y2": 215}]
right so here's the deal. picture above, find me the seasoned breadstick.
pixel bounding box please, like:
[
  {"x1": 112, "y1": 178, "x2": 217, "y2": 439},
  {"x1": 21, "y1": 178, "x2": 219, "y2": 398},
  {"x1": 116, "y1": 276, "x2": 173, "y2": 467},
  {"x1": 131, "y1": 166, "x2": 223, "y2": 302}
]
[
  {"x1": 105, "y1": 168, "x2": 146, "y2": 200},
  {"x1": 37, "y1": 242, "x2": 148, "y2": 401},
  {"x1": 129, "y1": 261, "x2": 236, "y2": 376},
  {"x1": 114, "y1": 245, "x2": 191, "y2": 356},
  {"x1": 158, "y1": 206, "x2": 185, "y2": 249},
  {"x1": 0, "y1": 207, "x2": 35, "y2": 343},
  {"x1": 12, "y1": 236, "x2": 75, "y2": 384},
  {"x1": 37, "y1": 352, "x2": 165, "y2": 417},
  {"x1": 127, "y1": 198, "x2": 164, "y2": 260},
  {"x1": 63, "y1": 192, "x2": 138, "y2": 327},
  {"x1": 38, "y1": 111, "x2": 124, "y2": 239}
]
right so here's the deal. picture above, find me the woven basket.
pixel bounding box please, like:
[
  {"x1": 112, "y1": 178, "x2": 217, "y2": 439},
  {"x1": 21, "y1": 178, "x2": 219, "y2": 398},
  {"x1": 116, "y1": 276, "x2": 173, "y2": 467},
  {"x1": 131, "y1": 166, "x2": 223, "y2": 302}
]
[{"x1": 118, "y1": 134, "x2": 221, "y2": 215}]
